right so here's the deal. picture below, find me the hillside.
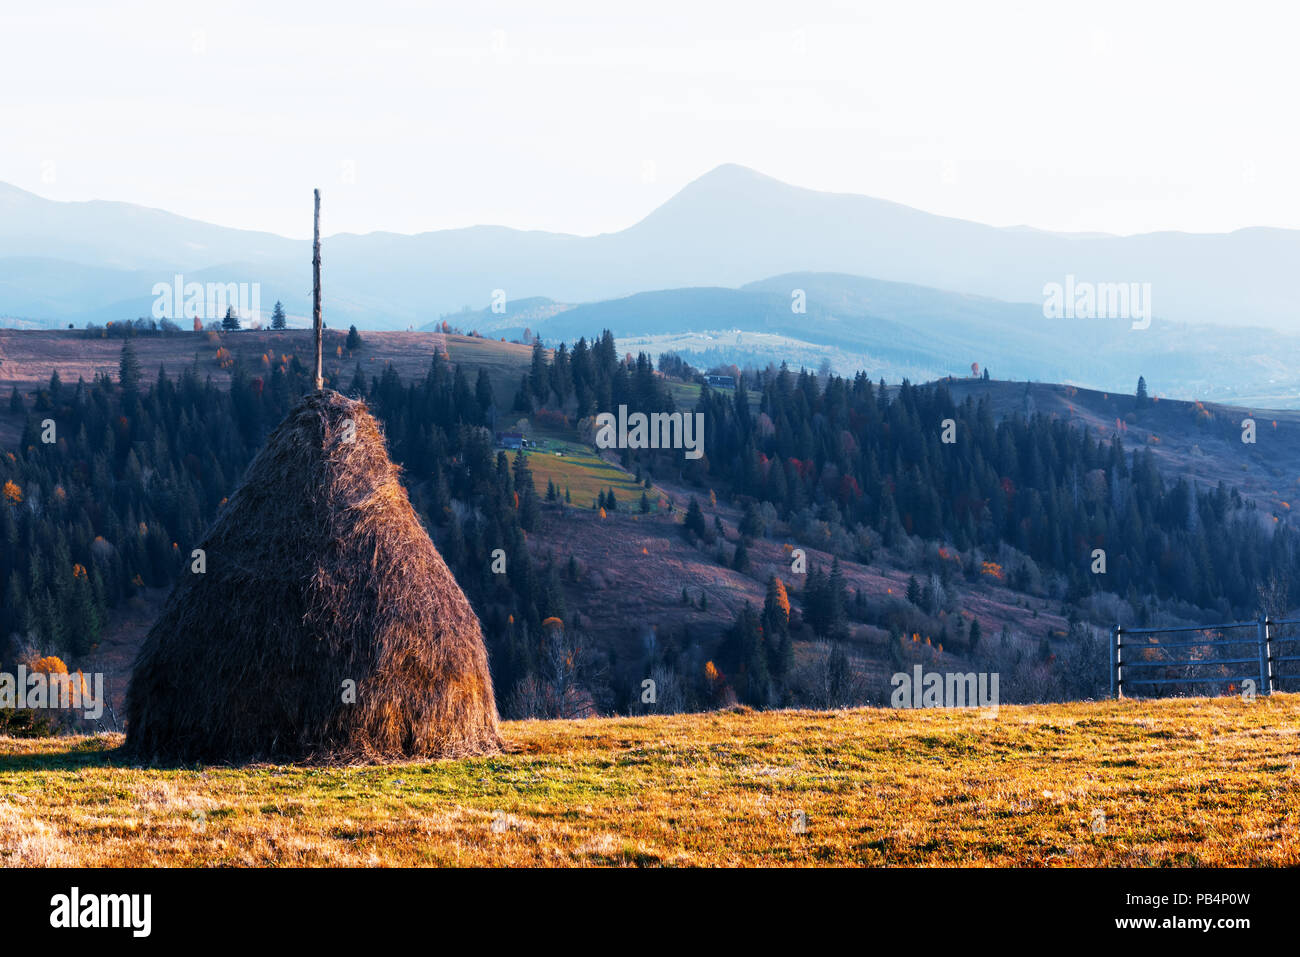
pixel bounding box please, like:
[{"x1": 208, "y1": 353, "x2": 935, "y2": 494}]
[
  {"x1": 0, "y1": 328, "x2": 531, "y2": 395},
  {"x1": 3, "y1": 693, "x2": 1297, "y2": 866},
  {"x1": 0, "y1": 329, "x2": 533, "y2": 443},
  {"x1": 6, "y1": 328, "x2": 1299, "y2": 721},
  {"x1": 942, "y1": 377, "x2": 1300, "y2": 522}
]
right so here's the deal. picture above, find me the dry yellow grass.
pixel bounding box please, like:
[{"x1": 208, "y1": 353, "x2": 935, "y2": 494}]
[{"x1": 2, "y1": 694, "x2": 1298, "y2": 867}]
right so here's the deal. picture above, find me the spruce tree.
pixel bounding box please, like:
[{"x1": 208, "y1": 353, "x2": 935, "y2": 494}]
[
  {"x1": 118, "y1": 341, "x2": 142, "y2": 395},
  {"x1": 828, "y1": 559, "x2": 848, "y2": 636},
  {"x1": 762, "y1": 575, "x2": 791, "y2": 637},
  {"x1": 906, "y1": 575, "x2": 922, "y2": 606},
  {"x1": 684, "y1": 497, "x2": 708, "y2": 540},
  {"x1": 347, "y1": 363, "x2": 366, "y2": 397},
  {"x1": 529, "y1": 339, "x2": 549, "y2": 405}
]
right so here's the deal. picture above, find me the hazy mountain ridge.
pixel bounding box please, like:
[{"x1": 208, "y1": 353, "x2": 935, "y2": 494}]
[
  {"x1": 437, "y1": 271, "x2": 1300, "y2": 404},
  {"x1": 3, "y1": 165, "x2": 1297, "y2": 332}
]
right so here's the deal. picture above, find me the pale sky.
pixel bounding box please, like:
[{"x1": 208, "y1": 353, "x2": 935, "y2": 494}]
[{"x1": 1, "y1": 0, "x2": 1296, "y2": 239}]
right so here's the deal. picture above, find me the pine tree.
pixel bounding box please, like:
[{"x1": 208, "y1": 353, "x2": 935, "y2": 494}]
[
  {"x1": 762, "y1": 575, "x2": 791, "y2": 637},
  {"x1": 221, "y1": 306, "x2": 241, "y2": 331},
  {"x1": 828, "y1": 559, "x2": 848, "y2": 636},
  {"x1": 511, "y1": 448, "x2": 534, "y2": 496},
  {"x1": 804, "y1": 565, "x2": 827, "y2": 635},
  {"x1": 723, "y1": 604, "x2": 769, "y2": 705},
  {"x1": 684, "y1": 497, "x2": 708, "y2": 540},
  {"x1": 529, "y1": 339, "x2": 549, "y2": 405},
  {"x1": 513, "y1": 374, "x2": 533, "y2": 413},
  {"x1": 118, "y1": 341, "x2": 142, "y2": 395},
  {"x1": 475, "y1": 369, "x2": 494, "y2": 414},
  {"x1": 347, "y1": 325, "x2": 363, "y2": 352},
  {"x1": 542, "y1": 562, "x2": 566, "y2": 621},
  {"x1": 906, "y1": 574, "x2": 922, "y2": 606},
  {"x1": 1136, "y1": 375, "x2": 1149, "y2": 409},
  {"x1": 348, "y1": 363, "x2": 366, "y2": 397},
  {"x1": 271, "y1": 301, "x2": 287, "y2": 330}
]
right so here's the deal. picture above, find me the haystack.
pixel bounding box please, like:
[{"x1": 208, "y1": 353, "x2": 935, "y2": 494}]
[{"x1": 124, "y1": 390, "x2": 501, "y2": 762}]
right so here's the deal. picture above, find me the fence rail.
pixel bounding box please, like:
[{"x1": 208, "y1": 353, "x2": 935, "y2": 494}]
[{"x1": 1111, "y1": 617, "x2": 1300, "y2": 698}]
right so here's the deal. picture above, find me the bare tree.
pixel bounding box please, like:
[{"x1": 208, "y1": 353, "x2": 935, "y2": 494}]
[
  {"x1": 1257, "y1": 571, "x2": 1290, "y2": 620},
  {"x1": 507, "y1": 624, "x2": 608, "y2": 719}
]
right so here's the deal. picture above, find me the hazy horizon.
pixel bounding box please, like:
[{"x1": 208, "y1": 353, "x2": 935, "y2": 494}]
[
  {"x1": 4, "y1": 160, "x2": 1297, "y2": 244},
  {"x1": 2, "y1": 1, "x2": 1297, "y2": 240},
  {"x1": 10, "y1": 160, "x2": 1300, "y2": 243}
]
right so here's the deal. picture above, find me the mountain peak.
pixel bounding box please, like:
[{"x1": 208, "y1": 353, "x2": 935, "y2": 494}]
[{"x1": 678, "y1": 163, "x2": 791, "y2": 196}]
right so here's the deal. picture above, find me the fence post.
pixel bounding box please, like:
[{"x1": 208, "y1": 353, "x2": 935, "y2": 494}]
[
  {"x1": 1111, "y1": 625, "x2": 1122, "y2": 699},
  {"x1": 1258, "y1": 616, "x2": 1268, "y2": 691},
  {"x1": 1257, "y1": 617, "x2": 1270, "y2": 696}
]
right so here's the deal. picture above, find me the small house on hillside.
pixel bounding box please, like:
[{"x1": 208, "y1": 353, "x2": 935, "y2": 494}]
[
  {"x1": 705, "y1": 374, "x2": 735, "y2": 389},
  {"x1": 496, "y1": 431, "x2": 525, "y2": 450}
]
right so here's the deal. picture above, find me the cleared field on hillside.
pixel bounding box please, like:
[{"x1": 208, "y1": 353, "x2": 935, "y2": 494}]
[
  {"x1": 523, "y1": 442, "x2": 660, "y2": 509},
  {"x1": 0, "y1": 329, "x2": 536, "y2": 409},
  {"x1": 3, "y1": 695, "x2": 1297, "y2": 866}
]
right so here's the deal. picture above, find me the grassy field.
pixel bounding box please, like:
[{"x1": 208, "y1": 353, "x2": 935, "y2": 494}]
[
  {"x1": 2, "y1": 694, "x2": 1297, "y2": 867},
  {"x1": 0, "y1": 329, "x2": 537, "y2": 412},
  {"x1": 521, "y1": 438, "x2": 662, "y2": 510}
]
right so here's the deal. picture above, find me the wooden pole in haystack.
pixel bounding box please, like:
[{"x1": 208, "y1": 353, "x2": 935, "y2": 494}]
[{"x1": 312, "y1": 188, "x2": 323, "y2": 390}]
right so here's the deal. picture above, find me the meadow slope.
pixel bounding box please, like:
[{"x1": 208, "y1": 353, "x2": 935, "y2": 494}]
[{"x1": 2, "y1": 694, "x2": 1297, "y2": 867}]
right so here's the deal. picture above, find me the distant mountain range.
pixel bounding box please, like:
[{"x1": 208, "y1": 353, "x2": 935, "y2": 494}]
[
  {"x1": 2, "y1": 165, "x2": 1298, "y2": 402},
  {"x1": 3, "y1": 164, "x2": 1298, "y2": 330},
  {"x1": 426, "y1": 272, "x2": 1300, "y2": 404}
]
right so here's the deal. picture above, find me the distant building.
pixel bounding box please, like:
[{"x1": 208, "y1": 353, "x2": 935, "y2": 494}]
[
  {"x1": 705, "y1": 374, "x2": 735, "y2": 389},
  {"x1": 496, "y1": 431, "x2": 525, "y2": 450}
]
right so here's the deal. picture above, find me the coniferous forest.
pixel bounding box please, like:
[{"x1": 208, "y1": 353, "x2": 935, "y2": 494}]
[{"x1": 2, "y1": 330, "x2": 1296, "y2": 720}]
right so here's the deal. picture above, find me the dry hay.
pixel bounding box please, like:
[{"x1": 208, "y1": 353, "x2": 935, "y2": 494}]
[{"x1": 124, "y1": 390, "x2": 501, "y2": 763}]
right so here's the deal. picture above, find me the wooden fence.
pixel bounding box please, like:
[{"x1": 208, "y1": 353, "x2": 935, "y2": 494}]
[{"x1": 1111, "y1": 617, "x2": 1300, "y2": 698}]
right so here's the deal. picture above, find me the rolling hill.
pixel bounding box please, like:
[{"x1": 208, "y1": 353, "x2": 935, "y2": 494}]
[{"x1": 5, "y1": 329, "x2": 1300, "y2": 724}]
